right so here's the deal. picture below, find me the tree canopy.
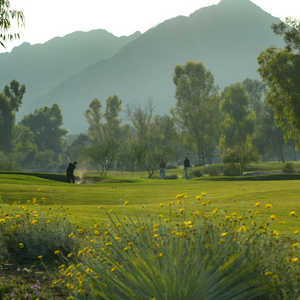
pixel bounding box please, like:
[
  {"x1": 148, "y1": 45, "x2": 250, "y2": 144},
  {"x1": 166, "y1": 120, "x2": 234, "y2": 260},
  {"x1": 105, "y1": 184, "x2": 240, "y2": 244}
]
[
  {"x1": 258, "y1": 18, "x2": 300, "y2": 145},
  {"x1": 0, "y1": 0, "x2": 24, "y2": 47}
]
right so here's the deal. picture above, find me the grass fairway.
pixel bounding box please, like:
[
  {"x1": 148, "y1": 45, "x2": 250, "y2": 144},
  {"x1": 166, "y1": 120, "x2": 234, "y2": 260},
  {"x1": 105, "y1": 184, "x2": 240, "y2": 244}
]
[{"x1": 0, "y1": 173, "x2": 300, "y2": 233}]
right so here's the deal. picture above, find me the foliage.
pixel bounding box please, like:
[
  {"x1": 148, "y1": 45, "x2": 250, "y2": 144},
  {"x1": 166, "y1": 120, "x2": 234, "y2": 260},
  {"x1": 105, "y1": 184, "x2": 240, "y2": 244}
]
[
  {"x1": 0, "y1": 0, "x2": 24, "y2": 47},
  {"x1": 203, "y1": 164, "x2": 224, "y2": 176},
  {"x1": 0, "y1": 80, "x2": 26, "y2": 153},
  {"x1": 54, "y1": 197, "x2": 300, "y2": 300},
  {"x1": 0, "y1": 151, "x2": 15, "y2": 170},
  {"x1": 258, "y1": 18, "x2": 300, "y2": 146},
  {"x1": 223, "y1": 163, "x2": 241, "y2": 176},
  {"x1": 220, "y1": 83, "x2": 258, "y2": 174},
  {"x1": 0, "y1": 201, "x2": 79, "y2": 265},
  {"x1": 191, "y1": 168, "x2": 203, "y2": 178},
  {"x1": 85, "y1": 96, "x2": 123, "y2": 173},
  {"x1": 173, "y1": 61, "x2": 220, "y2": 164},
  {"x1": 282, "y1": 163, "x2": 296, "y2": 174},
  {"x1": 21, "y1": 104, "x2": 67, "y2": 154}
]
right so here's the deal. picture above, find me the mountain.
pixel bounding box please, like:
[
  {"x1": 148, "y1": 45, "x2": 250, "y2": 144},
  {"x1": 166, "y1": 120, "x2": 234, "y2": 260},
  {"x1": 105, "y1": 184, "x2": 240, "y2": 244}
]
[
  {"x1": 0, "y1": 29, "x2": 141, "y2": 111},
  {"x1": 3, "y1": 0, "x2": 284, "y2": 132}
]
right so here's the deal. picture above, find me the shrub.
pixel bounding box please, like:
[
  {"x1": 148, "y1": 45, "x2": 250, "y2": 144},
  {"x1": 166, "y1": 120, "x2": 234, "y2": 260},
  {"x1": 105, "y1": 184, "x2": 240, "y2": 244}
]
[
  {"x1": 0, "y1": 202, "x2": 80, "y2": 266},
  {"x1": 223, "y1": 163, "x2": 241, "y2": 176},
  {"x1": 57, "y1": 204, "x2": 291, "y2": 299},
  {"x1": 282, "y1": 162, "x2": 295, "y2": 174},
  {"x1": 166, "y1": 165, "x2": 177, "y2": 170},
  {"x1": 165, "y1": 174, "x2": 178, "y2": 180},
  {"x1": 191, "y1": 169, "x2": 203, "y2": 177},
  {"x1": 203, "y1": 164, "x2": 223, "y2": 176}
]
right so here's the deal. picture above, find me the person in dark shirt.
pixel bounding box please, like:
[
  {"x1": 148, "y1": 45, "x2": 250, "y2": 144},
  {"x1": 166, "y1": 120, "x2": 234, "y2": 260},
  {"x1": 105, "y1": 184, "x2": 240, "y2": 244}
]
[
  {"x1": 66, "y1": 161, "x2": 77, "y2": 183},
  {"x1": 160, "y1": 159, "x2": 166, "y2": 179},
  {"x1": 184, "y1": 157, "x2": 190, "y2": 179}
]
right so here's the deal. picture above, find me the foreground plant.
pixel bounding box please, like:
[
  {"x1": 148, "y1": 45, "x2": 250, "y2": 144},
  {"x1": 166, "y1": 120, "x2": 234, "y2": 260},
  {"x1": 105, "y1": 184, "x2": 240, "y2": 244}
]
[
  {"x1": 0, "y1": 201, "x2": 80, "y2": 265},
  {"x1": 56, "y1": 195, "x2": 294, "y2": 300}
]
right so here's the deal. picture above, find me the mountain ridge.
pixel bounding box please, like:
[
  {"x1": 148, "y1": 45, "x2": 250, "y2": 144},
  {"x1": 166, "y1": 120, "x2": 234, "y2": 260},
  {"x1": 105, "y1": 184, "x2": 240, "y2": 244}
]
[{"x1": 1, "y1": 0, "x2": 284, "y2": 132}]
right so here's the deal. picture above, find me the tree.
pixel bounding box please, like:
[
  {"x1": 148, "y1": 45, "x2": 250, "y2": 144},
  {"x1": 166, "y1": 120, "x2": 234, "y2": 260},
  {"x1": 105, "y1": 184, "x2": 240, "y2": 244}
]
[
  {"x1": 255, "y1": 103, "x2": 286, "y2": 162},
  {"x1": 258, "y1": 18, "x2": 300, "y2": 146},
  {"x1": 0, "y1": 0, "x2": 24, "y2": 47},
  {"x1": 21, "y1": 104, "x2": 67, "y2": 155},
  {"x1": 172, "y1": 61, "x2": 220, "y2": 165},
  {"x1": 0, "y1": 80, "x2": 25, "y2": 152},
  {"x1": 242, "y1": 79, "x2": 266, "y2": 120},
  {"x1": 127, "y1": 104, "x2": 157, "y2": 177},
  {"x1": 219, "y1": 83, "x2": 257, "y2": 175},
  {"x1": 85, "y1": 96, "x2": 123, "y2": 172},
  {"x1": 13, "y1": 124, "x2": 37, "y2": 168},
  {"x1": 85, "y1": 98, "x2": 103, "y2": 142}
]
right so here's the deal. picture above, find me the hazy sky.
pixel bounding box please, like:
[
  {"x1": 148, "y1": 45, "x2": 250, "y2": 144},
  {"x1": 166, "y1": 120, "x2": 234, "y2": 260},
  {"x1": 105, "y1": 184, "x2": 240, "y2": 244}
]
[{"x1": 2, "y1": 0, "x2": 300, "y2": 53}]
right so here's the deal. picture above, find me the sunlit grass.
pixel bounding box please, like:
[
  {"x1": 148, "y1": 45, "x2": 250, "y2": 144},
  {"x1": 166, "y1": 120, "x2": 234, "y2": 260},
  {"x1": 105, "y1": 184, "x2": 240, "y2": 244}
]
[{"x1": 1, "y1": 172, "x2": 300, "y2": 232}]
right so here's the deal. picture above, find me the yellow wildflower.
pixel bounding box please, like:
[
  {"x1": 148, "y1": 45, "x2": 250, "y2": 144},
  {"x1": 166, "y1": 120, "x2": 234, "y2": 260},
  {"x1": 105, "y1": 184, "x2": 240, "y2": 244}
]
[
  {"x1": 265, "y1": 203, "x2": 272, "y2": 209},
  {"x1": 270, "y1": 215, "x2": 276, "y2": 220},
  {"x1": 19, "y1": 242, "x2": 24, "y2": 248},
  {"x1": 54, "y1": 250, "x2": 61, "y2": 255},
  {"x1": 238, "y1": 225, "x2": 247, "y2": 232},
  {"x1": 38, "y1": 255, "x2": 43, "y2": 260},
  {"x1": 31, "y1": 219, "x2": 38, "y2": 225},
  {"x1": 221, "y1": 232, "x2": 228, "y2": 237},
  {"x1": 153, "y1": 234, "x2": 159, "y2": 239},
  {"x1": 254, "y1": 202, "x2": 260, "y2": 207},
  {"x1": 290, "y1": 211, "x2": 296, "y2": 216},
  {"x1": 292, "y1": 257, "x2": 299, "y2": 263}
]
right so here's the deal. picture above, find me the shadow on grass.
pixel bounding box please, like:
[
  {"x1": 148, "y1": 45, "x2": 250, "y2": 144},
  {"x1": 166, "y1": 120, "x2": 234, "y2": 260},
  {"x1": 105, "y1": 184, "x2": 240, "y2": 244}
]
[{"x1": 0, "y1": 171, "x2": 68, "y2": 182}]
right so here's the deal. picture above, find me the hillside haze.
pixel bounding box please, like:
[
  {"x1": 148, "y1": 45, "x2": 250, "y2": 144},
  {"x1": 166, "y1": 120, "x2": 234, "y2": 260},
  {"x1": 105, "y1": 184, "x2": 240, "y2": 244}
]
[
  {"x1": 0, "y1": 29, "x2": 141, "y2": 112},
  {"x1": 2, "y1": 0, "x2": 284, "y2": 132}
]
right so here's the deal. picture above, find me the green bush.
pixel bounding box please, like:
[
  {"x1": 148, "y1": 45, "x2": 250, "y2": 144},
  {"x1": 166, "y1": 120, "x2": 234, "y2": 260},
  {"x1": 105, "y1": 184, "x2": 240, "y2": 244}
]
[
  {"x1": 282, "y1": 162, "x2": 295, "y2": 174},
  {"x1": 57, "y1": 211, "x2": 284, "y2": 299},
  {"x1": 0, "y1": 203, "x2": 79, "y2": 266},
  {"x1": 191, "y1": 169, "x2": 203, "y2": 177},
  {"x1": 224, "y1": 163, "x2": 241, "y2": 176},
  {"x1": 203, "y1": 164, "x2": 224, "y2": 176},
  {"x1": 165, "y1": 174, "x2": 178, "y2": 180}
]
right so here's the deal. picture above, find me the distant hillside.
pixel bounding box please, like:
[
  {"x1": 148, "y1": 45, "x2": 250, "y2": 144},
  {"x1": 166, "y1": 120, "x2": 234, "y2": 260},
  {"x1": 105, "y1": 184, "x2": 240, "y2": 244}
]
[
  {"x1": 3, "y1": 0, "x2": 284, "y2": 132},
  {"x1": 0, "y1": 29, "x2": 141, "y2": 111}
]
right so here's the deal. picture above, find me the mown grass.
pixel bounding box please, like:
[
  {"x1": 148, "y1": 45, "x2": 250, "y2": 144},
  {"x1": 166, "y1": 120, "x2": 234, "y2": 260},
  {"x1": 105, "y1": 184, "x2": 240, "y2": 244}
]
[
  {"x1": 1, "y1": 171, "x2": 300, "y2": 233},
  {"x1": 1, "y1": 167, "x2": 300, "y2": 299}
]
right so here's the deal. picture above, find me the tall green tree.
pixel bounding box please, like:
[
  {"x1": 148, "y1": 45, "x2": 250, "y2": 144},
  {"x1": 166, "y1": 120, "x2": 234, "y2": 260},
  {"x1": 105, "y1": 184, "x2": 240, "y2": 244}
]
[
  {"x1": 0, "y1": 80, "x2": 25, "y2": 152},
  {"x1": 85, "y1": 96, "x2": 123, "y2": 172},
  {"x1": 85, "y1": 98, "x2": 103, "y2": 142},
  {"x1": 220, "y1": 83, "x2": 257, "y2": 174},
  {"x1": 258, "y1": 18, "x2": 300, "y2": 145},
  {"x1": 243, "y1": 79, "x2": 266, "y2": 119},
  {"x1": 172, "y1": 61, "x2": 220, "y2": 165},
  {"x1": 255, "y1": 104, "x2": 286, "y2": 162},
  {"x1": 13, "y1": 124, "x2": 37, "y2": 168},
  {"x1": 21, "y1": 104, "x2": 67, "y2": 154},
  {"x1": 0, "y1": 0, "x2": 24, "y2": 47}
]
